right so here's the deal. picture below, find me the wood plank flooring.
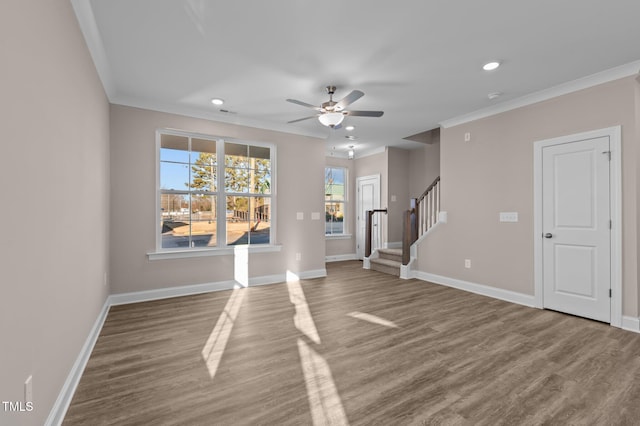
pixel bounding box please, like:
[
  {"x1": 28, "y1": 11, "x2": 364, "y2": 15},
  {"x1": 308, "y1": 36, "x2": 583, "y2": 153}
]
[{"x1": 63, "y1": 261, "x2": 640, "y2": 425}]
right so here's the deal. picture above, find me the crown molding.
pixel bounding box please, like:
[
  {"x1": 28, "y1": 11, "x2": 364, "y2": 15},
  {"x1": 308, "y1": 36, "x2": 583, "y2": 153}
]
[
  {"x1": 440, "y1": 60, "x2": 640, "y2": 129},
  {"x1": 71, "y1": 0, "x2": 116, "y2": 99},
  {"x1": 111, "y1": 95, "x2": 328, "y2": 141}
]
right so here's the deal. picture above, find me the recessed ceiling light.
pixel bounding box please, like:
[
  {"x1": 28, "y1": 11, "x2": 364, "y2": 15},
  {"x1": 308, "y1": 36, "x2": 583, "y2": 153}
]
[
  {"x1": 211, "y1": 98, "x2": 224, "y2": 105},
  {"x1": 345, "y1": 125, "x2": 355, "y2": 131},
  {"x1": 483, "y1": 61, "x2": 500, "y2": 71},
  {"x1": 345, "y1": 135, "x2": 358, "y2": 140},
  {"x1": 488, "y1": 92, "x2": 502, "y2": 100}
]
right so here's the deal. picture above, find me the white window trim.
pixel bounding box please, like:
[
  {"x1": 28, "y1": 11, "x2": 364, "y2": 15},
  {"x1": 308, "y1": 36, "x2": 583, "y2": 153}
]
[
  {"x1": 148, "y1": 128, "x2": 277, "y2": 259},
  {"x1": 325, "y1": 166, "x2": 348, "y2": 236}
]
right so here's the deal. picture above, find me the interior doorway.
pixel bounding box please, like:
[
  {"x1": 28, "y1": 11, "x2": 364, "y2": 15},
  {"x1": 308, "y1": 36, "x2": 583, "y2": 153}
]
[{"x1": 534, "y1": 126, "x2": 622, "y2": 326}]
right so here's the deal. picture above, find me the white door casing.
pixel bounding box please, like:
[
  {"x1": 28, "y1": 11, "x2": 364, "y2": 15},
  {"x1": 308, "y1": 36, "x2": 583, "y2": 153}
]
[
  {"x1": 356, "y1": 175, "x2": 380, "y2": 259},
  {"x1": 534, "y1": 126, "x2": 622, "y2": 327}
]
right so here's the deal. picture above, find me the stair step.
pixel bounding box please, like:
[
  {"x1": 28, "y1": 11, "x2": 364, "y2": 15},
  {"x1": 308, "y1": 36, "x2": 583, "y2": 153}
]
[
  {"x1": 370, "y1": 257, "x2": 401, "y2": 277},
  {"x1": 377, "y1": 248, "x2": 403, "y2": 262}
]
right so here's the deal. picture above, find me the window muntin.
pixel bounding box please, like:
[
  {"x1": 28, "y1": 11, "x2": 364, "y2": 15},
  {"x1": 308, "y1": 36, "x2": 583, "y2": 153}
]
[
  {"x1": 158, "y1": 131, "x2": 273, "y2": 251},
  {"x1": 325, "y1": 167, "x2": 346, "y2": 235}
]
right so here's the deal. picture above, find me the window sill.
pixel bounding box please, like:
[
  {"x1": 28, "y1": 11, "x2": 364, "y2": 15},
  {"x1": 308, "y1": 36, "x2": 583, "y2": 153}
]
[
  {"x1": 325, "y1": 234, "x2": 353, "y2": 240},
  {"x1": 147, "y1": 245, "x2": 282, "y2": 261}
]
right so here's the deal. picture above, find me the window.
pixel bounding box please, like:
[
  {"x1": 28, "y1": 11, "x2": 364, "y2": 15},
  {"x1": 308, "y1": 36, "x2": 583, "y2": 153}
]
[
  {"x1": 158, "y1": 131, "x2": 273, "y2": 251},
  {"x1": 325, "y1": 166, "x2": 346, "y2": 235}
]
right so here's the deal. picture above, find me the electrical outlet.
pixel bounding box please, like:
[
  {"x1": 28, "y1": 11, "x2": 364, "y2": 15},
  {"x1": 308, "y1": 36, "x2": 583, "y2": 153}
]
[
  {"x1": 464, "y1": 132, "x2": 471, "y2": 142},
  {"x1": 465, "y1": 259, "x2": 471, "y2": 268},
  {"x1": 25, "y1": 375, "x2": 33, "y2": 402}
]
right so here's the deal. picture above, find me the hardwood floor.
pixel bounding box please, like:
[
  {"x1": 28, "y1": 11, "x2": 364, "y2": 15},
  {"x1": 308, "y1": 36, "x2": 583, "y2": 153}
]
[{"x1": 64, "y1": 261, "x2": 640, "y2": 425}]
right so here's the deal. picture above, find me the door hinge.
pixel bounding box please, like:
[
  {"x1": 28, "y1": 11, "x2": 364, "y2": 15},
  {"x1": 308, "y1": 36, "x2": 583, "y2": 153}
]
[
  {"x1": 602, "y1": 150, "x2": 611, "y2": 161},
  {"x1": 609, "y1": 289, "x2": 612, "y2": 298},
  {"x1": 609, "y1": 219, "x2": 612, "y2": 229}
]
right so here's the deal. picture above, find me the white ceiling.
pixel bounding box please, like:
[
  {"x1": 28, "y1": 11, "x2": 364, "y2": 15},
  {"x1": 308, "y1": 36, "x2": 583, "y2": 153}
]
[{"x1": 75, "y1": 0, "x2": 640, "y2": 157}]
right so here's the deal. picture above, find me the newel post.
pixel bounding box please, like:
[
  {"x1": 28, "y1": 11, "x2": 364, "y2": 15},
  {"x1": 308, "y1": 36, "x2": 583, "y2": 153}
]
[{"x1": 365, "y1": 210, "x2": 373, "y2": 257}]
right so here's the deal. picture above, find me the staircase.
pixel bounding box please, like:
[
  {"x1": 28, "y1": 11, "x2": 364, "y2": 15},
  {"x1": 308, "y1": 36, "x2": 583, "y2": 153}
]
[
  {"x1": 364, "y1": 176, "x2": 440, "y2": 278},
  {"x1": 370, "y1": 248, "x2": 402, "y2": 276}
]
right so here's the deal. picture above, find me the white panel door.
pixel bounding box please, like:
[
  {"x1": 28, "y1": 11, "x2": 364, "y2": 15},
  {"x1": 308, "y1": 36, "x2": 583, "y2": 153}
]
[
  {"x1": 542, "y1": 136, "x2": 611, "y2": 322},
  {"x1": 356, "y1": 175, "x2": 380, "y2": 259}
]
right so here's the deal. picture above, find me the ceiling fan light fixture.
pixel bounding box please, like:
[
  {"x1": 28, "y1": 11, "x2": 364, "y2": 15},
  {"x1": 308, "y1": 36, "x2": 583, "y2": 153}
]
[{"x1": 318, "y1": 112, "x2": 344, "y2": 127}]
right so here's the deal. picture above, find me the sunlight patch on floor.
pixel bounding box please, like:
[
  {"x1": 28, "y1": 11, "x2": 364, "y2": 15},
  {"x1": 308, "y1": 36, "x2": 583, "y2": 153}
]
[
  {"x1": 201, "y1": 287, "x2": 246, "y2": 379},
  {"x1": 347, "y1": 311, "x2": 399, "y2": 329},
  {"x1": 297, "y1": 338, "x2": 349, "y2": 426},
  {"x1": 287, "y1": 279, "x2": 321, "y2": 344}
]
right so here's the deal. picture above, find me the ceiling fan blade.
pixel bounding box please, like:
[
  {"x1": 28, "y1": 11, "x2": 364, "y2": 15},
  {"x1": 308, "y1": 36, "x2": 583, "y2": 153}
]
[
  {"x1": 334, "y1": 90, "x2": 364, "y2": 110},
  {"x1": 287, "y1": 115, "x2": 318, "y2": 124},
  {"x1": 344, "y1": 110, "x2": 384, "y2": 117},
  {"x1": 286, "y1": 99, "x2": 321, "y2": 110}
]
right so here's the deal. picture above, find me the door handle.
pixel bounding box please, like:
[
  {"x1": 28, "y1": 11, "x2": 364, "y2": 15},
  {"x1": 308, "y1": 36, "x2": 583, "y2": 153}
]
[{"x1": 544, "y1": 233, "x2": 553, "y2": 239}]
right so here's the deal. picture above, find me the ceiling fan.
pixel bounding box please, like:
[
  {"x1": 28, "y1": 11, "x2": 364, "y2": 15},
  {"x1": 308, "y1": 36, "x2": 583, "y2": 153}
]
[{"x1": 287, "y1": 86, "x2": 384, "y2": 128}]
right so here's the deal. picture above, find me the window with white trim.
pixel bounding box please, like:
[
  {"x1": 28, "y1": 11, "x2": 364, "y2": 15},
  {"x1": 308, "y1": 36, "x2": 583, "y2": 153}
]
[
  {"x1": 325, "y1": 166, "x2": 346, "y2": 235},
  {"x1": 158, "y1": 131, "x2": 273, "y2": 250}
]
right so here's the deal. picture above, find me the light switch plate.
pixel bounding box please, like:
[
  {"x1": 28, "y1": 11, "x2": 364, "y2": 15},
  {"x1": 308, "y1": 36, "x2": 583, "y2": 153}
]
[
  {"x1": 499, "y1": 212, "x2": 518, "y2": 222},
  {"x1": 296, "y1": 212, "x2": 304, "y2": 220},
  {"x1": 311, "y1": 212, "x2": 320, "y2": 220}
]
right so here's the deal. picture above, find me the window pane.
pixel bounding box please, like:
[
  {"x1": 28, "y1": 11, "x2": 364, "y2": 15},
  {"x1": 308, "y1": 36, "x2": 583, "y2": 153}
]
[
  {"x1": 161, "y1": 161, "x2": 190, "y2": 190},
  {"x1": 191, "y1": 194, "x2": 217, "y2": 247},
  {"x1": 160, "y1": 194, "x2": 217, "y2": 248},
  {"x1": 190, "y1": 138, "x2": 217, "y2": 192},
  {"x1": 249, "y1": 197, "x2": 271, "y2": 244},
  {"x1": 160, "y1": 134, "x2": 189, "y2": 163},
  {"x1": 225, "y1": 142, "x2": 249, "y2": 167},
  {"x1": 227, "y1": 196, "x2": 249, "y2": 245},
  {"x1": 191, "y1": 138, "x2": 216, "y2": 164},
  {"x1": 160, "y1": 193, "x2": 190, "y2": 248},
  {"x1": 249, "y1": 145, "x2": 270, "y2": 160},
  {"x1": 325, "y1": 201, "x2": 344, "y2": 234},
  {"x1": 225, "y1": 167, "x2": 249, "y2": 193},
  {"x1": 190, "y1": 157, "x2": 216, "y2": 192},
  {"x1": 325, "y1": 167, "x2": 345, "y2": 200},
  {"x1": 251, "y1": 165, "x2": 271, "y2": 194}
]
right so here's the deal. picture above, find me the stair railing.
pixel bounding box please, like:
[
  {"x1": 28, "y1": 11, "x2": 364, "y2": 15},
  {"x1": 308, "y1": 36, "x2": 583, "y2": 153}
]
[
  {"x1": 402, "y1": 176, "x2": 440, "y2": 265},
  {"x1": 365, "y1": 209, "x2": 388, "y2": 257}
]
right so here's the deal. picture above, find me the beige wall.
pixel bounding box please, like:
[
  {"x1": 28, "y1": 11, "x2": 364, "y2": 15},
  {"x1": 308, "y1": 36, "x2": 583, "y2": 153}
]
[
  {"x1": 0, "y1": 1, "x2": 110, "y2": 424},
  {"x1": 109, "y1": 105, "x2": 326, "y2": 294},
  {"x1": 409, "y1": 137, "x2": 440, "y2": 199},
  {"x1": 387, "y1": 147, "x2": 410, "y2": 244},
  {"x1": 325, "y1": 156, "x2": 357, "y2": 257},
  {"x1": 416, "y1": 76, "x2": 639, "y2": 317}
]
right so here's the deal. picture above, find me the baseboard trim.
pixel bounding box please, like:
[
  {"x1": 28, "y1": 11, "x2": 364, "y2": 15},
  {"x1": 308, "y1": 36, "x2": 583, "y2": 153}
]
[
  {"x1": 298, "y1": 268, "x2": 328, "y2": 280},
  {"x1": 622, "y1": 316, "x2": 640, "y2": 333},
  {"x1": 414, "y1": 271, "x2": 537, "y2": 308},
  {"x1": 325, "y1": 253, "x2": 359, "y2": 262},
  {"x1": 109, "y1": 280, "x2": 239, "y2": 306},
  {"x1": 45, "y1": 299, "x2": 111, "y2": 426}
]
